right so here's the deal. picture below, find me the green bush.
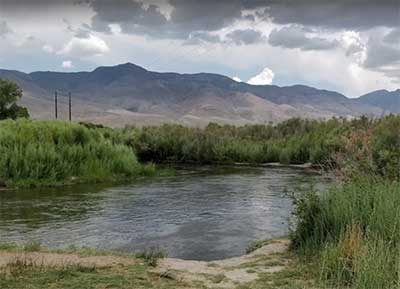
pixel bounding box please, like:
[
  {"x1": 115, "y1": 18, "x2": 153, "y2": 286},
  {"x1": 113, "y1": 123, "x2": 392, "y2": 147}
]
[
  {"x1": 291, "y1": 179, "x2": 400, "y2": 289},
  {"x1": 0, "y1": 119, "x2": 145, "y2": 187}
]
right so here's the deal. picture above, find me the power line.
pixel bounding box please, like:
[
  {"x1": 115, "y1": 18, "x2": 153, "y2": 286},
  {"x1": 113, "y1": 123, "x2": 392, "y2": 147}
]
[{"x1": 54, "y1": 90, "x2": 72, "y2": 122}]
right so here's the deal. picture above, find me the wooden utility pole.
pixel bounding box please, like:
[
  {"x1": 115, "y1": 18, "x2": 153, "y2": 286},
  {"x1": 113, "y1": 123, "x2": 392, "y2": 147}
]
[
  {"x1": 68, "y1": 92, "x2": 72, "y2": 122},
  {"x1": 55, "y1": 91, "x2": 58, "y2": 119}
]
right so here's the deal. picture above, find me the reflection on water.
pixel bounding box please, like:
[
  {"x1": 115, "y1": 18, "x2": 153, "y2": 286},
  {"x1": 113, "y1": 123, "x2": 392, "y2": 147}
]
[{"x1": 0, "y1": 165, "x2": 330, "y2": 260}]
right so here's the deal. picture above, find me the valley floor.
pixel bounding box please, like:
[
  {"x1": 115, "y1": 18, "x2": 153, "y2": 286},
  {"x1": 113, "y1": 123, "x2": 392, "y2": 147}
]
[{"x1": 0, "y1": 240, "x2": 318, "y2": 289}]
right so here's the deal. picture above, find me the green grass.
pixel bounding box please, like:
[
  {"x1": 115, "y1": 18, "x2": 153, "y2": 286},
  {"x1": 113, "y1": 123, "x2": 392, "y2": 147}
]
[
  {"x1": 0, "y1": 263, "x2": 191, "y2": 289},
  {"x1": 291, "y1": 179, "x2": 400, "y2": 289},
  {"x1": 2, "y1": 115, "x2": 399, "y2": 188},
  {"x1": 0, "y1": 119, "x2": 154, "y2": 188},
  {"x1": 287, "y1": 115, "x2": 400, "y2": 289},
  {"x1": 135, "y1": 247, "x2": 167, "y2": 267}
]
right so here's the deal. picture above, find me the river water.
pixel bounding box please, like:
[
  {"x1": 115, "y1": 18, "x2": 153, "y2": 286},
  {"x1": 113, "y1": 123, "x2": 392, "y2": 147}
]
[{"x1": 0, "y1": 165, "x2": 330, "y2": 260}]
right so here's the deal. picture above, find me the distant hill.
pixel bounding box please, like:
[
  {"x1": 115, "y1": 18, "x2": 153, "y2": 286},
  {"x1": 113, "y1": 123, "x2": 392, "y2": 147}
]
[
  {"x1": 0, "y1": 63, "x2": 390, "y2": 127},
  {"x1": 357, "y1": 89, "x2": 400, "y2": 114}
]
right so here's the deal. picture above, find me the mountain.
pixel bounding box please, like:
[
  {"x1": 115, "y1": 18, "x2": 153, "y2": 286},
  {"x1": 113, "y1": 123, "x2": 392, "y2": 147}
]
[
  {"x1": 0, "y1": 63, "x2": 388, "y2": 127},
  {"x1": 357, "y1": 89, "x2": 400, "y2": 114}
]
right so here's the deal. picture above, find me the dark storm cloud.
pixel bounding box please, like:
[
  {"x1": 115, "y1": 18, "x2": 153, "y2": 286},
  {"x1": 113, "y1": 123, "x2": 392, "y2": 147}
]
[
  {"x1": 0, "y1": 21, "x2": 12, "y2": 37},
  {"x1": 360, "y1": 29, "x2": 400, "y2": 83},
  {"x1": 167, "y1": 0, "x2": 243, "y2": 36},
  {"x1": 87, "y1": 0, "x2": 250, "y2": 39},
  {"x1": 89, "y1": 0, "x2": 168, "y2": 36},
  {"x1": 0, "y1": 0, "x2": 78, "y2": 11},
  {"x1": 268, "y1": 26, "x2": 339, "y2": 51},
  {"x1": 264, "y1": 0, "x2": 400, "y2": 30},
  {"x1": 364, "y1": 33, "x2": 400, "y2": 69},
  {"x1": 3, "y1": 1, "x2": 397, "y2": 36},
  {"x1": 226, "y1": 29, "x2": 266, "y2": 45},
  {"x1": 83, "y1": 0, "x2": 400, "y2": 44},
  {"x1": 64, "y1": 19, "x2": 91, "y2": 38}
]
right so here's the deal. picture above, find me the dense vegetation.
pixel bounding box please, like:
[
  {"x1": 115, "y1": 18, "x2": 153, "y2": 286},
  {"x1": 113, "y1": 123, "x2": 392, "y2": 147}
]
[
  {"x1": 104, "y1": 116, "x2": 395, "y2": 171},
  {"x1": 290, "y1": 115, "x2": 400, "y2": 289},
  {"x1": 2, "y1": 115, "x2": 399, "y2": 189},
  {"x1": 0, "y1": 79, "x2": 29, "y2": 120},
  {"x1": 0, "y1": 119, "x2": 154, "y2": 188}
]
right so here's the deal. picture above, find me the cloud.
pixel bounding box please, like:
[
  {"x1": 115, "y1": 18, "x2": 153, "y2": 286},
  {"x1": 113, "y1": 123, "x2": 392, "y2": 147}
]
[
  {"x1": 58, "y1": 34, "x2": 110, "y2": 57},
  {"x1": 226, "y1": 29, "x2": 266, "y2": 45},
  {"x1": 185, "y1": 29, "x2": 266, "y2": 46},
  {"x1": 64, "y1": 19, "x2": 91, "y2": 39},
  {"x1": 336, "y1": 29, "x2": 400, "y2": 84},
  {"x1": 232, "y1": 76, "x2": 242, "y2": 82},
  {"x1": 0, "y1": 21, "x2": 12, "y2": 37},
  {"x1": 363, "y1": 34, "x2": 400, "y2": 70},
  {"x1": 184, "y1": 31, "x2": 221, "y2": 45},
  {"x1": 264, "y1": 0, "x2": 399, "y2": 30},
  {"x1": 248, "y1": 67, "x2": 274, "y2": 85},
  {"x1": 89, "y1": 0, "x2": 169, "y2": 36},
  {"x1": 339, "y1": 31, "x2": 367, "y2": 67},
  {"x1": 62, "y1": 60, "x2": 73, "y2": 68},
  {"x1": 88, "y1": 0, "x2": 262, "y2": 39},
  {"x1": 85, "y1": 0, "x2": 399, "y2": 41},
  {"x1": 167, "y1": 0, "x2": 243, "y2": 37},
  {"x1": 268, "y1": 25, "x2": 339, "y2": 51},
  {"x1": 383, "y1": 28, "x2": 400, "y2": 44},
  {"x1": 42, "y1": 45, "x2": 54, "y2": 53}
]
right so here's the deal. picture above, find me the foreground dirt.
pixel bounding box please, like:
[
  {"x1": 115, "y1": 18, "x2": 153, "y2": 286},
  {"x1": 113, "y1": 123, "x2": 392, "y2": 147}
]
[
  {"x1": 154, "y1": 239, "x2": 289, "y2": 288},
  {"x1": 0, "y1": 239, "x2": 315, "y2": 289},
  {"x1": 0, "y1": 251, "x2": 137, "y2": 269}
]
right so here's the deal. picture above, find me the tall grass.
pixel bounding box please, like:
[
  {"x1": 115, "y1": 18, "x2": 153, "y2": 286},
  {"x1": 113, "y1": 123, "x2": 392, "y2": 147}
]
[
  {"x1": 292, "y1": 181, "x2": 400, "y2": 289},
  {"x1": 116, "y1": 118, "x2": 351, "y2": 165},
  {"x1": 290, "y1": 115, "x2": 400, "y2": 289},
  {"x1": 0, "y1": 119, "x2": 151, "y2": 188}
]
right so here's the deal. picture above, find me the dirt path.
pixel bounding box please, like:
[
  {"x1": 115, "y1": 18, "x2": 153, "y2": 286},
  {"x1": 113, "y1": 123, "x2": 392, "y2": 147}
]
[
  {"x1": 0, "y1": 239, "x2": 290, "y2": 289},
  {"x1": 154, "y1": 239, "x2": 290, "y2": 288},
  {"x1": 0, "y1": 251, "x2": 137, "y2": 269}
]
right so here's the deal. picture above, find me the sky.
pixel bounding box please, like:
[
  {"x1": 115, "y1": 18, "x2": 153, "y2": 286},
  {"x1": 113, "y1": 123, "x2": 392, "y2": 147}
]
[{"x1": 0, "y1": 0, "x2": 399, "y2": 97}]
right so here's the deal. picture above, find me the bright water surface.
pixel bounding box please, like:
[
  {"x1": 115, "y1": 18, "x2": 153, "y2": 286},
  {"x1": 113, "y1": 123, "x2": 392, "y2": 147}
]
[{"x1": 0, "y1": 165, "x2": 330, "y2": 260}]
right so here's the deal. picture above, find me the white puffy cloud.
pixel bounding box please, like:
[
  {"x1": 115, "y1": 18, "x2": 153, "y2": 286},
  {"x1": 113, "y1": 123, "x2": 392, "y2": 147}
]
[
  {"x1": 340, "y1": 31, "x2": 366, "y2": 63},
  {"x1": 247, "y1": 67, "x2": 275, "y2": 85},
  {"x1": 58, "y1": 34, "x2": 110, "y2": 57},
  {"x1": 62, "y1": 60, "x2": 73, "y2": 68},
  {"x1": 232, "y1": 76, "x2": 242, "y2": 82}
]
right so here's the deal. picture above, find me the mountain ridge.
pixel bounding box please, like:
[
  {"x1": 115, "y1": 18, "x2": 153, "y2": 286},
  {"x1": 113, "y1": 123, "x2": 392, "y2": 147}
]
[{"x1": 0, "y1": 63, "x2": 396, "y2": 127}]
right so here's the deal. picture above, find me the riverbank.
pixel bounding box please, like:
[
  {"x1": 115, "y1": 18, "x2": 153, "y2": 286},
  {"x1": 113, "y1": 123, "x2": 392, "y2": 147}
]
[
  {"x1": 0, "y1": 239, "x2": 318, "y2": 289},
  {"x1": 2, "y1": 116, "x2": 396, "y2": 188}
]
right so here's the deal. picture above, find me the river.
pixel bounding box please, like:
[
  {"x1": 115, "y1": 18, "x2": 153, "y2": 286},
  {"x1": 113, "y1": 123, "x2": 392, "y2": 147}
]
[{"x1": 0, "y1": 165, "x2": 330, "y2": 260}]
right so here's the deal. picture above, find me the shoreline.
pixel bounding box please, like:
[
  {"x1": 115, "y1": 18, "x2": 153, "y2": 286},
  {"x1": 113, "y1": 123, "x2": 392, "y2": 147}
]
[
  {"x1": 1, "y1": 161, "x2": 322, "y2": 191},
  {"x1": 0, "y1": 239, "x2": 317, "y2": 289}
]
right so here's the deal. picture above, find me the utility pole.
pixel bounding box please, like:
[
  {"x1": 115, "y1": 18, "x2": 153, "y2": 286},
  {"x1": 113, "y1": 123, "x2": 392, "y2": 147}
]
[
  {"x1": 68, "y1": 92, "x2": 72, "y2": 122},
  {"x1": 55, "y1": 91, "x2": 58, "y2": 119}
]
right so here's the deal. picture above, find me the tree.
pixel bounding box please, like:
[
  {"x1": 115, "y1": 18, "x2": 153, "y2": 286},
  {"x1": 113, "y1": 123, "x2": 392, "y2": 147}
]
[{"x1": 0, "y1": 79, "x2": 29, "y2": 120}]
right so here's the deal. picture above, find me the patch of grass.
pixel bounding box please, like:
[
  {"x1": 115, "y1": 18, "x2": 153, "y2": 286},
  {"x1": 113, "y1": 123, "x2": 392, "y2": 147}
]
[
  {"x1": 0, "y1": 243, "x2": 18, "y2": 251},
  {"x1": 245, "y1": 239, "x2": 277, "y2": 254},
  {"x1": 135, "y1": 247, "x2": 167, "y2": 267},
  {"x1": 0, "y1": 263, "x2": 190, "y2": 289},
  {"x1": 210, "y1": 273, "x2": 226, "y2": 284},
  {"x1": 22, "y1": 241, "x2": 41, "y2": 252},
  {"x1": 291, "y1": 178, "x2": 400, "y2": 289},
  {"x1": 236, "y1": 254, "x2": 319, "y2": 289},
  {"x1": 0, "y1": 119, "x2": 154, "y2": 188}
]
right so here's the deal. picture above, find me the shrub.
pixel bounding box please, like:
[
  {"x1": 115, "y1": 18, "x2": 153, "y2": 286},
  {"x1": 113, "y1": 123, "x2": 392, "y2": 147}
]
[{"x1": 0, "y1": 119, "x2": 145, "y2": 187}]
